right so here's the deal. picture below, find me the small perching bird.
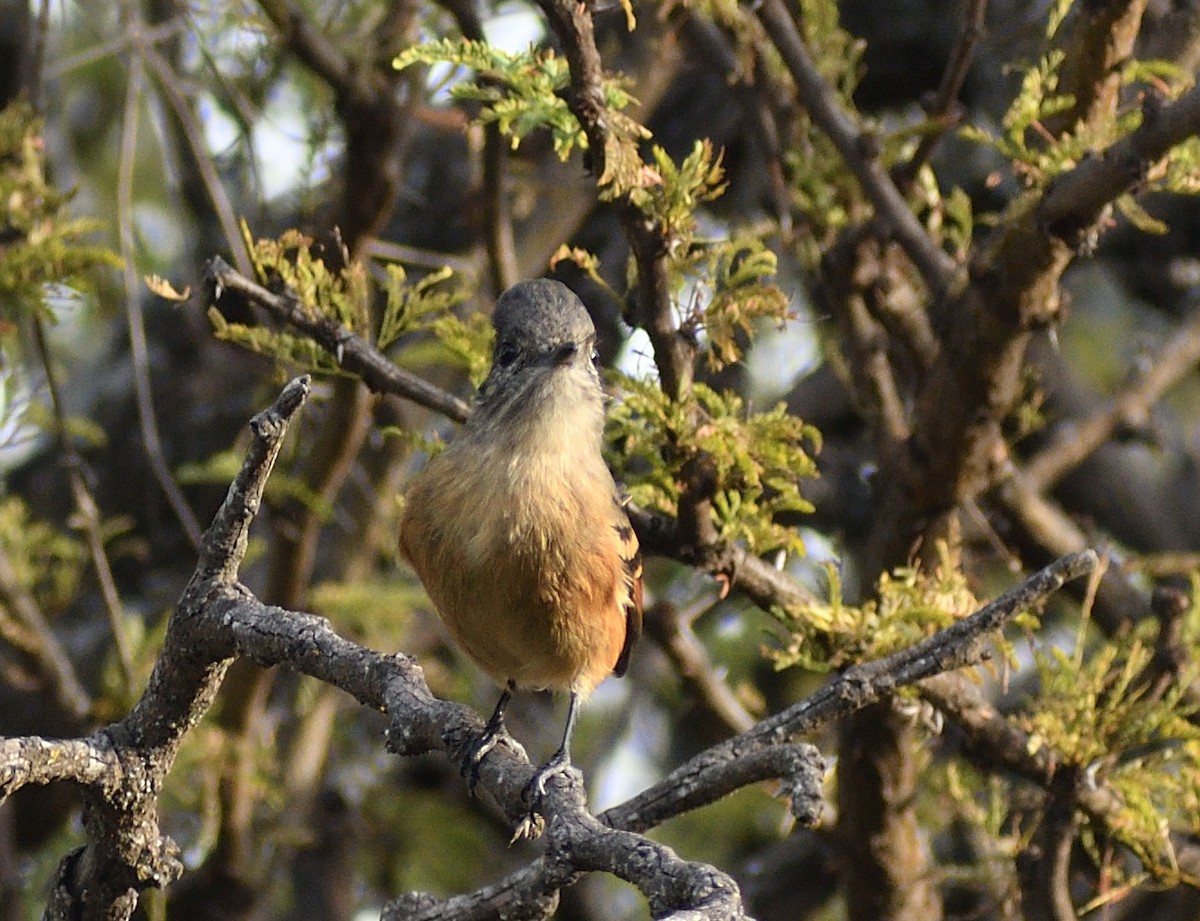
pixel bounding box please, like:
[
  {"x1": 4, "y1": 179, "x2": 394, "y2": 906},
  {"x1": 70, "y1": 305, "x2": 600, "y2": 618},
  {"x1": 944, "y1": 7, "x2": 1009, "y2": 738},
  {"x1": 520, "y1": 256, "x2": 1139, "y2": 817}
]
[{"x1": 399, "y1": 278, "x2": 643, "y2": 829}]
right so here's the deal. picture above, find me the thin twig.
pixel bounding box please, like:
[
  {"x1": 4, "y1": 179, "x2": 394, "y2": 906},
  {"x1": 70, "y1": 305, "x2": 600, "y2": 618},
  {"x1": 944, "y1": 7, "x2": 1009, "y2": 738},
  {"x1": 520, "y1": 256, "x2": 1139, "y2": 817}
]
[
  {"x1": 31, "y1": 319, "x2": 136, "y2": 695},
  {"x1": 1025, "y1": 305, "x2": 1200, "y2": 491},
  {"x1": 602, "y1": 550, "x2": 1098, "y2": 832},
  {"x1": 1039, "y1": 81, "x2": 1200, "y2": 243},
  {"x1": 204, "y1": 257, "x2": 472, "y2": 422},
  {"x1": 894, "y1": 0, "x2": 989, "y2": 189},
  {"x1": 644, "y1": 600, "x2": 757, "y2": 735},
  {"x1": 140, "y1": 43, "x2": 252, "y2": 276},
  {"x1": 0, "y1": 544, "x2": 91, "y2": 722},
  {"x1": 118, "y1": 11, "x2": 204, "y2": 549},
  {"x1": 534, "y1": 0, "x2": 697, "y2": 400},
  {"x1": 43, "y1": 16, "x2": 185, "y2": 80}
]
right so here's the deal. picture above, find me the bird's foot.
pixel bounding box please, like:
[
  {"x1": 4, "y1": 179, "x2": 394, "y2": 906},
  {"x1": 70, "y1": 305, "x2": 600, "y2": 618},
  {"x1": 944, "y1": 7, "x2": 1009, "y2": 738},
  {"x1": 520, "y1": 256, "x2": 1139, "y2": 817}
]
[
  {"x1": 511, "y1": 751, "x2": 579, "y2": 842},
  {"x1": 461, "y1": 714, "x2": 510, "y2": 796}
]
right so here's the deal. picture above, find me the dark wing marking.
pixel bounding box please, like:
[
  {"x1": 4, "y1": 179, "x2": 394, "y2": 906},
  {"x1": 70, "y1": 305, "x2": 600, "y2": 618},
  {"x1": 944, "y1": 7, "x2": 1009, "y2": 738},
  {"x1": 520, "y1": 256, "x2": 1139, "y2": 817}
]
[{"x1": 612, "y1": 498, "x2": 643, "y2": 678}]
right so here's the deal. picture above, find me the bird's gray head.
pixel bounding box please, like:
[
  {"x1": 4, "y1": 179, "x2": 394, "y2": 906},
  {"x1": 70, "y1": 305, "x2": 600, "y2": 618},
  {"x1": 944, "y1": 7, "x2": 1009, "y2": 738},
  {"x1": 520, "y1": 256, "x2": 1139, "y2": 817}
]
[{"x1": 473, "y1": 279, "x2": 601, "y2": 422}]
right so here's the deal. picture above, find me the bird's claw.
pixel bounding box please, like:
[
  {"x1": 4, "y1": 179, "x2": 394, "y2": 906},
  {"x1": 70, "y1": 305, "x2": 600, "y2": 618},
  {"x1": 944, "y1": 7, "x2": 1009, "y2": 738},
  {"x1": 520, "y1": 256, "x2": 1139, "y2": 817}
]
[
  {"x1": 512, "y1": 753, "x2": 578, "y2": 841},
  {"x1": 461, "y1": 724, "x2": 511, "y2": 796}
]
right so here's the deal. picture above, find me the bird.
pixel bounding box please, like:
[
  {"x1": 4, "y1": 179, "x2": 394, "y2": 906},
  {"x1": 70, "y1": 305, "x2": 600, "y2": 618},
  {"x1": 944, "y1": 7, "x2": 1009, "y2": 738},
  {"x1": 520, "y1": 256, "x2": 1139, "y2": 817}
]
[{"x1": 399, "y1": 278, "x2": 643, "y2": 825}]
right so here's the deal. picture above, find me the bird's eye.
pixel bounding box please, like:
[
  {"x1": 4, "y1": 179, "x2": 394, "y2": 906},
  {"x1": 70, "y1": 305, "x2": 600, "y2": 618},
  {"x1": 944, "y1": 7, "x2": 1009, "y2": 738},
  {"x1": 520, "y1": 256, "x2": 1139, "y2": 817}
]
[
  {"x1": 590, "y1": 347, "x2": 601, "y2": 369},
  {"x1": 496, "y1": 342, "x2": 519, "y2": 368}
]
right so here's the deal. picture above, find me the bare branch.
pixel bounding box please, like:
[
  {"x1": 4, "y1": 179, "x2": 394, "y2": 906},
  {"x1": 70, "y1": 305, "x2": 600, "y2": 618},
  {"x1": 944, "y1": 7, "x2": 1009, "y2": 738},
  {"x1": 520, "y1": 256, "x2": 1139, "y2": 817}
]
[
  {"x1": 0, "y1": 544, "x2": 91, "y2": 723},
  {"x1": 753, "y1": 0, "x2": 960, "y2": 294},
  {"x1": 140, "y1": 43, "x2": 252, "y2": 276},
  {"x1": 30, "y1": 319, "x2": 135, "y2": 697},
  {"x1": 1040, "y1": 82, "x2": 1200, "y2": 244},
  {"x1": 604, "y1": 551, "x2": 1098, "y2": 832},
  {"x1": 0, "y1": 736, "x2": 116, "y2": 799},
  {"x1": 1026, "y1": 305, "x2": 1200, "y2": 491},
  {"x1": 204, "y1": 257, "x2": 472, "y2": 422},
  {"x1": 644, "y1": 600, "x2": 757, "y2": 735},
  {"x1": 118, "y1": 11, "x2": 204, "y2": 550},
  {"x1": 894, "y1": 0, "x2": 990, "y2": 188},
  {"x1": 1044, "y1": 0, "x2": 1148, "y2": 139}
]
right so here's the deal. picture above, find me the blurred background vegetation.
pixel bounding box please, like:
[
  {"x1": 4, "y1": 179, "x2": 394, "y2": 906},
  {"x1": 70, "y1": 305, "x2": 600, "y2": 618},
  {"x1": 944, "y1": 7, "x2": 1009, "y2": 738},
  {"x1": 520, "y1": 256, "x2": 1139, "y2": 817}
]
[{"x1": 6, "y1": 0, "x2": 1200, "y2": 919}]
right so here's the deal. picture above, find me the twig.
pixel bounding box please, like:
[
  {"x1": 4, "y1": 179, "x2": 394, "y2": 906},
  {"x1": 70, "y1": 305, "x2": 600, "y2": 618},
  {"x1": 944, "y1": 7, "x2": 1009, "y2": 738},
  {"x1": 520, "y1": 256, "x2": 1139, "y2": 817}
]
[
  {"x1": 140, "y1": 42, "x2": 252, "y2": 276},
  {"x1": 26, "y1": 0, "x2": 51, "y2": 109},
  {"x1": 1017, "y1": 792, "x2": 1080, "y2": 921},
  {"x1": 627, "y1": 504, "x2": 819, "y2": 610},
  {"x1": 0, "y1": 736, "x2": 119, "y2": 800},
  {"x1": 432, "y1": 0, "x2": 518, "y2": 295},
  {"x1": 894, "y1": 0, "x2": 989, "y2": 189},
  {"x1": 43, "y1": 16, "x2": 184, "y2": 80},
  {"x1": 753, "y1": 0, "x2": 959, "y2": 295},
  {"x1": 1039, "y1": 81, "x2": 1200, "y2": 244},
  {"x1": 534, "y1": 0, "x2": 697, "y2": 400},
  {"x1": 5, "y1": 378, "x2": 311, "y2": 921},
  {"x1": 1025, "y1": 304, "x2": 1200, "y2": 491},
  {"x1": 481, "y1": 125, "x2": 519, "y2": 295},
  {"x1": 1043, "y1": 0, "x2": 1148, "y2": 139},
  {"x1": 919, "y1": 673, "x2": 1126, "y2": 829},
  {"x1": 602, "y1": 551, "x2": 1098, "y2": 833},
  {"x1": 673, "y1": 10, "x2": 793, "y2": 232},
  {"x1": 644, "y1": 600, "x2": 757, "y2": 735},
  {"x1": 0, "y1": 544, "x2": 91, "y2": 722},
  {"x1": 204, "y1": 257, "x2": 472, "y2": 422},
  {"x1": 118, "y1": 9, "x2": 204, "y2": 549},
  {"x1": 31, "y1": 319, "x2": 136, "y2": 696},
  {"x1": 989, "y1": 462, "x2": 1153, "y2": 636}
]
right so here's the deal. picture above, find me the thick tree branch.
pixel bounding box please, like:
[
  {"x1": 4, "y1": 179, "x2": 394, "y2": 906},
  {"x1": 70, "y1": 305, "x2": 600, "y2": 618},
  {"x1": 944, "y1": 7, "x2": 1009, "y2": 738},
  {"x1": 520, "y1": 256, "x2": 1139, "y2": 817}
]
[
  {"x1": 1040, "y1": 82, "x2": 1200, "y2": 244},
  {"x1": 1044, "y1": 0, "x2": 1148, "y2": 139},
  {"x1": 870, "y1": 82, "x2": 1200, "y2": 574}
]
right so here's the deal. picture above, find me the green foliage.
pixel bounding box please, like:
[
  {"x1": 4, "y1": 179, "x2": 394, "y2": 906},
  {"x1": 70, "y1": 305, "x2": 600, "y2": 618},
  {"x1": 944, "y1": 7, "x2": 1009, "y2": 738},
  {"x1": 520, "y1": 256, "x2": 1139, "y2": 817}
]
[
  {"x1": 961, "y1": 8, "x2": 1200, "y2": 197},
  {"x1": 796, "y1": 0, "x2": 864, "y2": 97},
  {"x1": 310, "y1": 577, "x2": 420, "y2": 649},
  {"x1": 630, "y1": 141, "x2": 727, "y2": 238},
  {"x1": 424, "y1": 312, "x2": 493, "y2": 388},
  {"x1": 209, "y1": 226, "x2": 482, "y2": 380},
  {"x1": 909, "y1": 166, "x2": 976, "y2": 258},
  {"x1": 608, "y1": 377, "x2": 819, "y2": 559},
  {"x1": 393, "y1": 38, "x2": 648, "y2": 175},
  {"x1": 1018, "y1": 618, "x2": 1200, "y2": 881},
  {"x1": 0, "y1": 101, "x2": 120, "y2": 327},
  {"x1": 0, "y1": 496, "x2": 84, "y2": 619},
  {"x1": 207, "y1": 307, "x2": 344, "y2": 375},
  {"x1": 769, "y1": 544, "x2": 982, "y2": 672},
  {"x1": 378, "y1": 265, "x2": 470, "y2": 350},
  {"x1": 684, "y1": 239, "x2": 793, "y2": 371},
  {"x1": 960, "y1": 50, "x2": 1078, "y2": 185}
]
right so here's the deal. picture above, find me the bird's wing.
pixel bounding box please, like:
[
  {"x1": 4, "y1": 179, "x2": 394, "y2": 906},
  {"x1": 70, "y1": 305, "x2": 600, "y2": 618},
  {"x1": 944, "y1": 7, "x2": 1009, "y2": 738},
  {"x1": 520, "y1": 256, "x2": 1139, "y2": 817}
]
[{"x1": 611, "y1": 495, "x2": 643, "y2": 678}]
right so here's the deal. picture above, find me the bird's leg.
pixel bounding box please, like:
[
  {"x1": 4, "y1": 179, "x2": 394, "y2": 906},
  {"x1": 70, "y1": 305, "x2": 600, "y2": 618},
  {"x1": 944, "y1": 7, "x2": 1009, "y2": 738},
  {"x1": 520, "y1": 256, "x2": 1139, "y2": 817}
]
[
  {"x1": 463, "y1": 680, "x2": 515, "y2": 794},
  {"x1": 523, "y1": 691, "x2": 581, "y2": 807}
]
